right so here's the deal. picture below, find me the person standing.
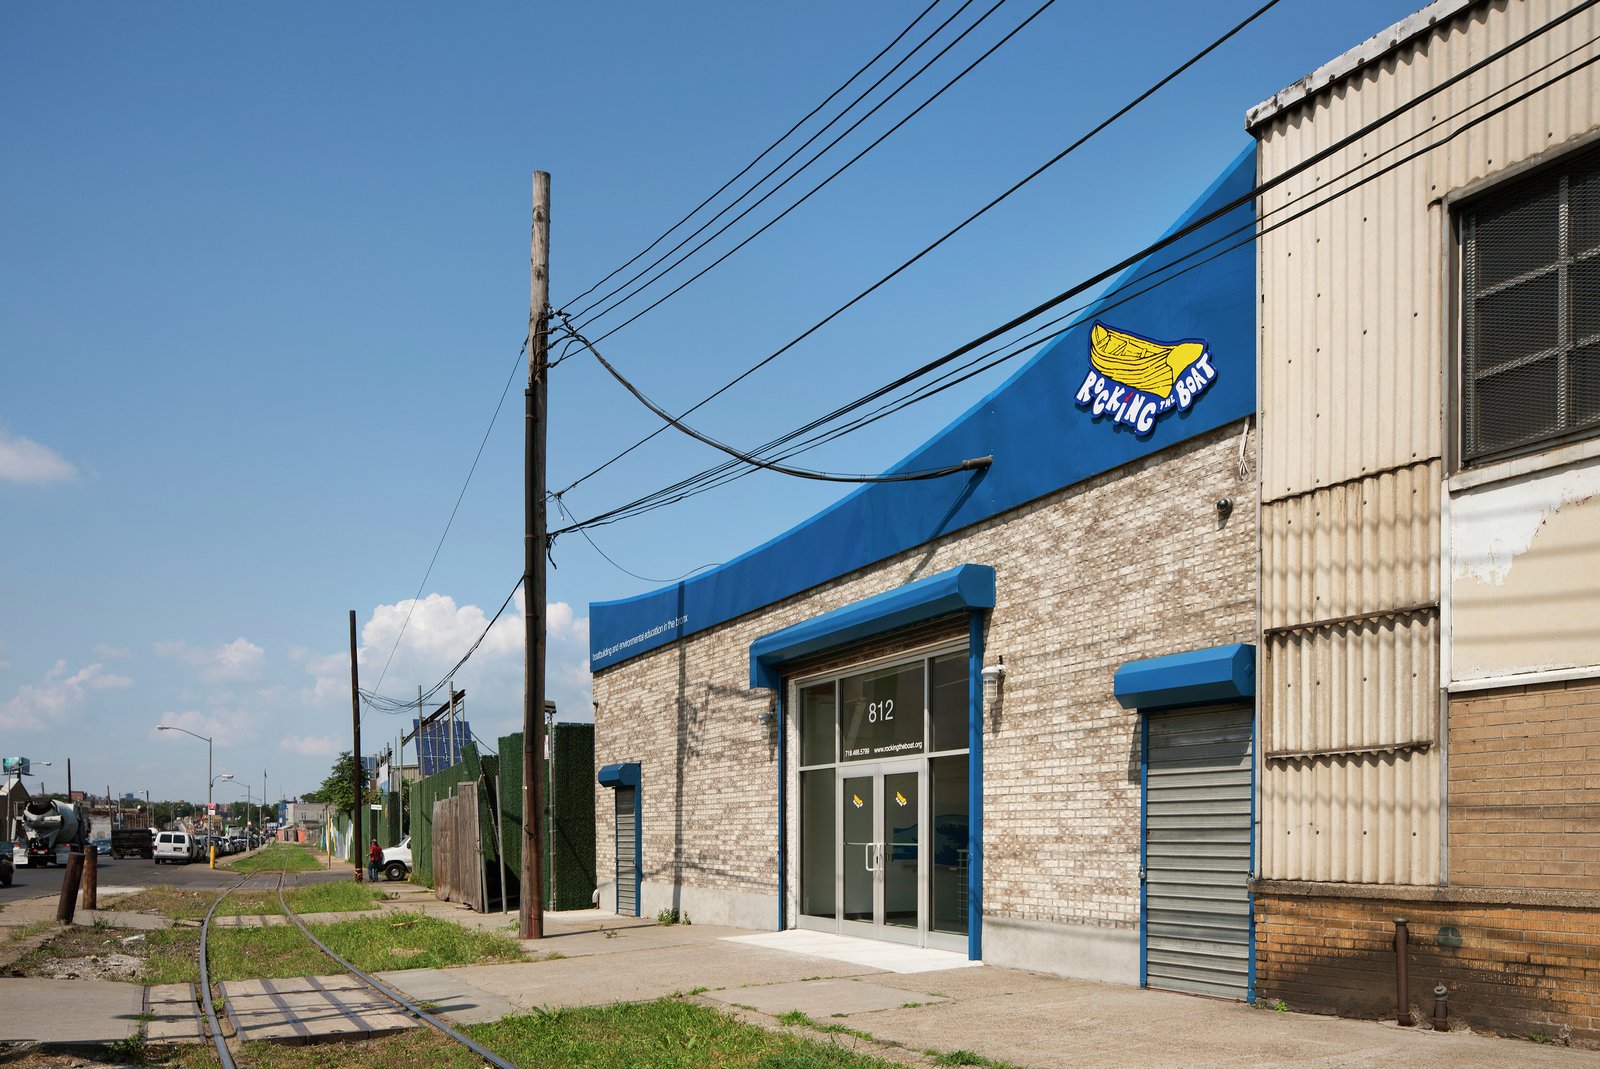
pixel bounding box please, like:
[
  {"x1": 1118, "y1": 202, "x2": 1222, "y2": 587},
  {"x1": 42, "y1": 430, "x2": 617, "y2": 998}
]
[{"x1": 367, "y1": 838, "x2": 382, "y2": 882}]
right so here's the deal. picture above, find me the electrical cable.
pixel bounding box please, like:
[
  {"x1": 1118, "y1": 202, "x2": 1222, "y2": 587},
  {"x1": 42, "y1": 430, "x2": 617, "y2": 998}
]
[
  {"x1": 570, "y1": 0, "x2": 1053, "y2": 335},
  {"x1": 366, "y1": 340, "x2": 528, "y2": 706},
  {"x1": 360, "y1": 576, "x2": 523, "y2": 715},
  {"x1": 552, "y1": 493, "x2": 721, "y2": 584},
  {"x1": 556, "y1": 310, "x2": 992, "y2": 482},
  {"x1": 554, "y1": 0, "x2": 1286, "y2": 497},
  {"x1": 563, "y1": 0, "x2": 947, "y2": 313},
  {"x1": 553, "y1": 25, "x2": 1600, "y2": 534},
  {"x1": 555, "y1": 0, "x2": 1599, "y2": 510}
]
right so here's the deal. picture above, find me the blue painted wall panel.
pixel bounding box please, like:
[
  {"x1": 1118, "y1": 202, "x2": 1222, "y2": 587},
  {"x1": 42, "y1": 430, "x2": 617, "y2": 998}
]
[{"x1": 591, "y1": 144, "x2": 1257, "y2": 672}]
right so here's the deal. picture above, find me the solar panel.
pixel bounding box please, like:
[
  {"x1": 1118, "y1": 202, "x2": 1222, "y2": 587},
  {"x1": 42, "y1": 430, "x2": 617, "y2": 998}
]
[{"x1": 413, "y1": 717, "x2": 473, "y2": 776}]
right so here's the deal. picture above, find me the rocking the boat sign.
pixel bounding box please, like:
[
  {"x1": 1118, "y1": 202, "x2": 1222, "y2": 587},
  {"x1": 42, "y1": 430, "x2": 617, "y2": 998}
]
[{"x1": 1074, "y1": 322, "x2": 1217, "y2": 436}]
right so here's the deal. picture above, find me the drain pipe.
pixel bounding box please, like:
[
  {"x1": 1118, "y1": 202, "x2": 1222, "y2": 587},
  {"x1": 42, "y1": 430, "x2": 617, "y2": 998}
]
[
  {"x1": 1431, "y1": 984, "x2": 1449, "y2": 1031},
  {"x1": 1393, "y1": 918, "x2": 1414, "y2": 1026}
]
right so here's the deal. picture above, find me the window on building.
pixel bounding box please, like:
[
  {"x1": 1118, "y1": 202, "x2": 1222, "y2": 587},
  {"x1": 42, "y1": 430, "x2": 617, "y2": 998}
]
[{"x1": 1460, "y1": 146, "x2": 1600, "y2": 464}]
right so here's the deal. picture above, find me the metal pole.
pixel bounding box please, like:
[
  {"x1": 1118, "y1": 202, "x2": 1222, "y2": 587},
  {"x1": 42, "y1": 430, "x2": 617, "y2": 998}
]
[
  {"x1": 206, "y1": 741, "x2": 213, "y2": 865},
  {"x1": 521, "y1": 170, "x2": 550, "y2": 940},
  {"x1": 350, "y1": 609, "x2": 363, "y2": 880}
]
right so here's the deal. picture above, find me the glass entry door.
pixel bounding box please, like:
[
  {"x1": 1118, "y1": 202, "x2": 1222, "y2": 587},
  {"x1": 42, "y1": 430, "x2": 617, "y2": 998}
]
[{"x1": 839, "y1": 760, "x2": 923, "y2": 945}]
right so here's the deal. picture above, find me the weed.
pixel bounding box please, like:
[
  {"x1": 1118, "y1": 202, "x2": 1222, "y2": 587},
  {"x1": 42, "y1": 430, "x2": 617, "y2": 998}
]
[
  {"x1": 602, "y1": 927, "x2": 619, "y2": 939},
  {"x1": 1531, "y1": 1030, "x2": 1551, "y2": 1044},
  {"x1": 1254, "y1": 997, "x2": 1288, "y2": 1012},
  {"x1": 934, "y1": 1052, "x2": 986, "y2": 1067},
  {"x1": 655, "y1": 907, "x2": 691, "y2": 926},
  {"x1": 900, "y1": 1001, "x2": 927, "y2": 1009},
  {"x1": 776, "y1": 1009, "x2": 873, "y2": 1041},
  {"x1": 542, "y1": 951, "x2": 567, "y2": 961}
]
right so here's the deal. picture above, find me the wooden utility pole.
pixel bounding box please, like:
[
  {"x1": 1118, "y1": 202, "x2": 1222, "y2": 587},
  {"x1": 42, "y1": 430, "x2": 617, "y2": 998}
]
[
  {"x1": 522, "y1": 171, "x2": 550, "y2": 940},
  {"x1": 349, "y1": 609, "x2": 363, "y2": 880}
]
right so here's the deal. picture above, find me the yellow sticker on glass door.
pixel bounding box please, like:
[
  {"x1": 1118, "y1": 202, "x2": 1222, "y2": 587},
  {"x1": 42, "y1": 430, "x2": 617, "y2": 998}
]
[{"x1": 852, "y1": 793, "x2": 864, "y2": 808}]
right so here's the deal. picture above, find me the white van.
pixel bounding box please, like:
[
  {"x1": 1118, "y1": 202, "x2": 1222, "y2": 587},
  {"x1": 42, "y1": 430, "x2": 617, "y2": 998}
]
[{"x1": 153, "y1": 832, "x2": 196, "y2": 864}]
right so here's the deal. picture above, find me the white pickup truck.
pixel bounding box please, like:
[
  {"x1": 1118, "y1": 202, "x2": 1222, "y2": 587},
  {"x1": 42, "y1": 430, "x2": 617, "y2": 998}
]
[{"x1": 381, "y1": 835, "x2": 412, "y2": 881}]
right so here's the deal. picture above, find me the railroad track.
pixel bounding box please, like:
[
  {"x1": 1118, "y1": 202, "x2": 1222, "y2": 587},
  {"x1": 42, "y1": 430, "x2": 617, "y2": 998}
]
[{"x1": 196, "y1": 867, "x2": 517, "y2": 1069}]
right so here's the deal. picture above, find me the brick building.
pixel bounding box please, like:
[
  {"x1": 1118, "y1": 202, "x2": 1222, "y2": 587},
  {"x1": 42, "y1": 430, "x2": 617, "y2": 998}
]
[
  {"x1": 590, "y1": 149, "x2": 1261, "y2": 994},
  {"x1": 1249, "y1": 0, "x2": 1600, "y2": 1044}
]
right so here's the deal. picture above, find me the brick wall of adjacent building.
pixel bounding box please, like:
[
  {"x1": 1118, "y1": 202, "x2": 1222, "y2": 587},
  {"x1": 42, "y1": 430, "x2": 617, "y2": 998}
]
[
  {"x1": 1448, "y1": 677, "x2": 1600, "y2": 893},
  {"x1": 1255, "y1": 888, "x2": 1600, "y2": 1047},
  {"x1": 592, "y1": 420, "x2": 1255, "y2": 936}
]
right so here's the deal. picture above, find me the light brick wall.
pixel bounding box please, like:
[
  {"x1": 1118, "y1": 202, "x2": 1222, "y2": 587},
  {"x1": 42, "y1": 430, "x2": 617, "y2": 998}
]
[
  {"x1": 593, "y1": 421, "x2": 1255, "y2": 932},
  {"x1": 1448, "y1": 677, "x2": 1600, "y2": 892},
  {"x1": 1256, "y1": 890, "x2": 1600, "y2": 1047}
]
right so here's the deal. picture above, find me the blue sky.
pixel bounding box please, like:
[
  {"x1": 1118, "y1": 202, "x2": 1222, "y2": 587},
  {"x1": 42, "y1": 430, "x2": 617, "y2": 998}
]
[{"x1": 1, "y1": 0, "x2": 1423, "y2": 807}]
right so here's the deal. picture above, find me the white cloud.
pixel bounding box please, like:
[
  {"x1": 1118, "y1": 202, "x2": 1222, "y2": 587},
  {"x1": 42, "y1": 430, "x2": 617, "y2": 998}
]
[
  {"x1": 0, "y1": 640, "x2": 9, "y2": 671},
  {"x1": 152, "y1": 707, "x2": 260, "y2": 751},
  {"x1": 152, "y1": 637, "x2": 266, "y2": 682},
  {"x1": 279, "y1": 734, "x2": 342, "y2": 757},
  {"x1": 0, "y1": 660, "x2": 133, "y2": 731},
  {"x1": 0, "y1": 426, "x2": 78, "y2": 483},
  {"x1": 299, "y1": 591, "x2": 594, "y2": 739},
  {"x1": 92, "y1": 643, "x2": 132, "y2": 660}
]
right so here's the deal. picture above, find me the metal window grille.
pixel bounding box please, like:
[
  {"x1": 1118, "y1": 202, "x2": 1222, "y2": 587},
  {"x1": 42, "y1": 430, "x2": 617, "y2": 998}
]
[{"x1": 1462, "y1": 148, "x2": 1600, "y2": 464}]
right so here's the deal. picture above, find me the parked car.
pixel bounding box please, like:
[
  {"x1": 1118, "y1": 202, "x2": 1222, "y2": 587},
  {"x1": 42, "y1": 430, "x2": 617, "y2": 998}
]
[
  {"x1": 91, "y1": 838, "x2": 112, "y2": 856},
  {"x1": 153, "y1": 831, "x2": 196, "y2": 864},
  {"x1": 381, "y1": 836, "x2": 412, "y2": 881}
]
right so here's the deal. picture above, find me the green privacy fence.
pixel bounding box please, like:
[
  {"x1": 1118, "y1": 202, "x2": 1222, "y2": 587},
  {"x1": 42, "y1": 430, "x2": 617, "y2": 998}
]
[
  {"x1": 498, "y1": 725, "x2": 596, "y2": 911},
  {"x1": 397, "y1": 726, "x2": 594, "y2": 911}
]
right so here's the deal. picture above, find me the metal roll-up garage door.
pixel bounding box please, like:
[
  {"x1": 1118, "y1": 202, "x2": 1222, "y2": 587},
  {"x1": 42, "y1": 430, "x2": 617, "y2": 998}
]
[
  {"x1": 615, "y1": 786, "x2": 638, "y2": 916},
  {"x1": 1144, "y1": 703, "x2": 1252, "y2": 999}
]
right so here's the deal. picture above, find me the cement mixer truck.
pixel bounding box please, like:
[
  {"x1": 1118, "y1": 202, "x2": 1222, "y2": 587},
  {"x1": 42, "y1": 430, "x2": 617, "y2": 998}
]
[{"x1": 11, "y1": 798, "x2": 87, "y2": 867}]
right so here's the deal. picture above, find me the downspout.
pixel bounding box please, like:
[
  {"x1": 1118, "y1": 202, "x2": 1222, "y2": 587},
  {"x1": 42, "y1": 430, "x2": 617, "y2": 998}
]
[{"x1": 967, "y1": 610, "x2": 986, "y2": 961}]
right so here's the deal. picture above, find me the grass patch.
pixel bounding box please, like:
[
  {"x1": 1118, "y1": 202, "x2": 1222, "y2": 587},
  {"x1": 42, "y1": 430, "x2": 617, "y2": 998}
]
[
  {"x1": 927, "y1": 1050, "x2": 1025, "y2": 1069},
  {"x1": 108, "y1": 880, "x2": 384, "y2": 923},
  {"x1": 777, "y1": 1009, "x2": 875, "y2": 1041},
  {"x1": 206, "y1": 911, "x2": 524, "y2": 980},
  {"x1": 228, "y1": 843, "x2": 326, "y2": 873},
  {"x1": 3, "y1": 922, "x2": 200, "y2": 985},
  {"x1": 468, "y1": 999, "x2": 905, "y2": 1068},
  {"x1": 130, "y1": 998, "x2": 912, "y2": 1069}
]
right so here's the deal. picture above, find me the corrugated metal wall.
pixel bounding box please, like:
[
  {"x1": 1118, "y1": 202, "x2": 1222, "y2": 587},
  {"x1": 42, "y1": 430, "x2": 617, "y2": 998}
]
[{"x1": 1254, "y1": 0, "x2": 1600, "y2": 885}]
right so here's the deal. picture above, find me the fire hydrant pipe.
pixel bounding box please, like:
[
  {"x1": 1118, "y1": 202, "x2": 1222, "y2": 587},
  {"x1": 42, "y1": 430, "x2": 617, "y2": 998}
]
[
  {"x1": 1432, "y1": 984, "x2": 1449, "y2": 1031},
  {"x1": 1394, "y1": 918, "x2": 1414, "y2": 1026}
]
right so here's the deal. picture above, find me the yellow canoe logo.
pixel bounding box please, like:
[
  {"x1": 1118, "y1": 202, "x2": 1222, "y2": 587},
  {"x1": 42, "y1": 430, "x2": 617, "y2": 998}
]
[
  {"x1": 1075, "y1": 322, "x2": 1216, "y2": 435},
  {"x1": 852, "y1": 793, "x2": 864, "y2": 809},
  {"x1": 895, "y1": 791, "x2": 909, "y2": 807}
]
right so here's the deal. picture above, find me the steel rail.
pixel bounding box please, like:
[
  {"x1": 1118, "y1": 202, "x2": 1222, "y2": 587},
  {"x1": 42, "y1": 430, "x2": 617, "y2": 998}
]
[
  {"x1": 196, "y1": 859, "x2": 519, "y2": 1069},
  {"x1": 273, "y1": 880, "x2": 521, "y2": 1069}
]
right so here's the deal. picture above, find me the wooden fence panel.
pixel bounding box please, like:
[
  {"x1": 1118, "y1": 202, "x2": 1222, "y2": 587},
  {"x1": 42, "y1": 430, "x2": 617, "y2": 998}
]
[{"x1": 431, "y1": 783, "x2": 484, "y2": 911}]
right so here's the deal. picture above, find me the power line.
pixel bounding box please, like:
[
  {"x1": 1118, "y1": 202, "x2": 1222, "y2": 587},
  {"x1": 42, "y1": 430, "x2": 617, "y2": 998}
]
[
  {"x1": 554, "y1": 0, "x2": 1285, "y2": 498},
  {"x1": 551, "y1": 494, "x2": 720, "y2": 584},
  {"x1": 555, "y1": 310, "x2": 992, "y2": 483},
  {"x1": 553, "y1": 19, "x2": 1600, "y2": 536},
  {"x1": 570, "y1": 0, "x2": 1055, "y2": 337},
  {"x1": 367, "y1": 339, "x2": 529, "y2": 702},
  {"x1": 361, "y1": 576, "x2": 524, "y2": 715},
  {"x1": 562, "y1": 0, "x2": 946, "y2": 313}
]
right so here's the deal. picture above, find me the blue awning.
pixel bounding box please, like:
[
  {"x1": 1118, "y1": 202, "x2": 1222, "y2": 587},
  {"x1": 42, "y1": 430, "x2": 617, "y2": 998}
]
[
  {"x1": 1113, "y1": 643, "x2": 1255, "y2": 709},
  {"x1": 749, "y1": 564, "x2": 995, "y2": 690},
  {"x1": 597, "y1": 762, "x2": 640, "y2": 789}
]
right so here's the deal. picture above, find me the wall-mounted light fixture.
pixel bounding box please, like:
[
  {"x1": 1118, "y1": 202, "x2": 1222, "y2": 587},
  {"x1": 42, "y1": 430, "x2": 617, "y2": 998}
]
[{"x1": 981, "y1": 658, "x2": 1007, "y2": 704}]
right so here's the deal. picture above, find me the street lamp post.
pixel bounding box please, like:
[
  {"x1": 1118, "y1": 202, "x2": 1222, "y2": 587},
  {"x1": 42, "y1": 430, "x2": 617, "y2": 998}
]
[{"x1": 155, "y1": 725, "x2": 214, "y2": 840}]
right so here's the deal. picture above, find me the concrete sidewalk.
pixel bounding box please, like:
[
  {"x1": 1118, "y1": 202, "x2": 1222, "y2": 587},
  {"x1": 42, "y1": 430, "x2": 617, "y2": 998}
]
[
  {"x1": 370, "y1": 908, "x2": 1594, "y2": 1069},
  {"x1": 3, "y1": 885, "x2": 1594, "y2": 1067}
]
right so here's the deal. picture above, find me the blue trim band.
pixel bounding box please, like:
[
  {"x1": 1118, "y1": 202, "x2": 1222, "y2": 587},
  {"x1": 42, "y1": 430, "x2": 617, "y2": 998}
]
[
  {"x1": 1113, "y1": 643, "x2": 1255, "y2": 710},
  {"x1": 590, "y1": 145, "x2": 1257, "y2": 674},
  {"x1": 966, "y1": 611, "x2": 985, "y2": 961},
  {"x1": 777, "y1": 693, "x2": 787, "y2": 932},
  {"x1": 748, "y1": 564, "x2": 996, "y2": 691}
]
